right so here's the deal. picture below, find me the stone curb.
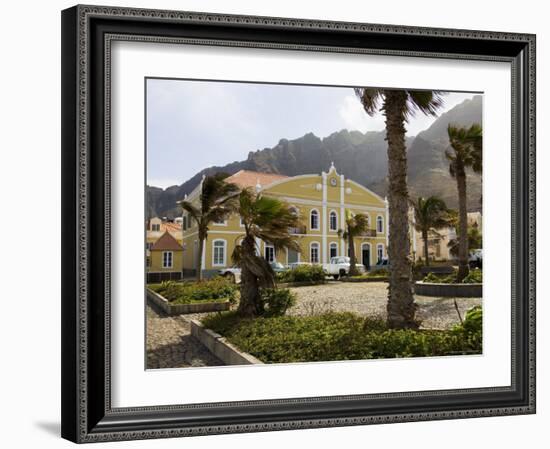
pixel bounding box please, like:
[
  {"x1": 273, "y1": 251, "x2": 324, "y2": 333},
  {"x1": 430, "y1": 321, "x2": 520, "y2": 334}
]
[
  {"x1": 190, "y1": 320, "x2": 264, "y2": 365},
  {"x1": 414, "y1": 281, "x2": 482, "y2": 298},
  {"x1": 146, "y1": 288, "x2": 230, "y2": 315}
]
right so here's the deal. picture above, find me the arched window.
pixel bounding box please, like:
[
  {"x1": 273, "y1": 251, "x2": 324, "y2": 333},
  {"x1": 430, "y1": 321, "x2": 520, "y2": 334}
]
[
  {"x1": 212, "y1": 239, "x2": 227, "y2": 266},
  {"x1": 329, "y1": 210, "x2": 338, "y2": 231},
  {"x1": 310, "y1": 209, "x2": 320, "y2": 230},
  {"x1": 376, "y1": 215, "x2": 384, "y2": 233},
  {"x1": 329, "y1": 242, "x2": 338, "y2": 259},
  {"x1": 377, "y1": 243, "x2": 384, "y2": 262},
  {"x1": 310, "y1": 242, "x2": 320, "y2": 264}
]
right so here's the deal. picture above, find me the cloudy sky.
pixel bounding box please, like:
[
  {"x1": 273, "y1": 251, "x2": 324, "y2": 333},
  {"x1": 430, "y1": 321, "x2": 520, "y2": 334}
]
[{"x1": 146, "y1": 79, "x2": 477, "y2": 188}]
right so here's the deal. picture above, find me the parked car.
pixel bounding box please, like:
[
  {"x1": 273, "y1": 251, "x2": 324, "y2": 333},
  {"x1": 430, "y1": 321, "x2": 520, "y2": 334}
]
[
  {"x1": 287, "y1": 262, "x2": 312, "y2": 270},
  {"x1": 270, "y1": 261, "x2": 287, "y2": 273},
  {"x1": 371, "y1": 258, "x2": 390, "y2": 272},
  {"x1": 323, "y1": 256, "x2": 365, "y2": 279},
  {"x1": 219, "y1": 262, "x2": 286, "y2": 283},
  {"x1": 218, "y1": 266, "x2": 241, "y2": 283},
  {"x1": 469, "y1": 249, "x2": 483, "y2": 269}
]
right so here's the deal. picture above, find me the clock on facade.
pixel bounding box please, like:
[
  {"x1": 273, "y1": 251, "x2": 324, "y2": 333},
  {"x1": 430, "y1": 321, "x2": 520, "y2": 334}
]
[{"x1": 330, "y1": 178, "x2": 337, "y2": 187}]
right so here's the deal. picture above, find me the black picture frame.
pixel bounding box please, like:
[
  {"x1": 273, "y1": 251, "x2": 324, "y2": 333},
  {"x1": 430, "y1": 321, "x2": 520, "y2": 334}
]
[{"x1": 61, "y1": 4, "x2": 536, "y2": 443}]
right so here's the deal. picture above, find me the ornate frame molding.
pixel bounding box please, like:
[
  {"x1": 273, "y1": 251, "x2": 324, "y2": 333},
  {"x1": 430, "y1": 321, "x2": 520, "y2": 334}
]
[{"x1": 61, "y1": 4, "x2": 536, "y2": 443}]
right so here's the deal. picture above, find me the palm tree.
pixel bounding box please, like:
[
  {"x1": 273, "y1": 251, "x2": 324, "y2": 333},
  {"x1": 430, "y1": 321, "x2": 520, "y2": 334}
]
[
  {"x1": 446, "y1": 123, "x2": 482, "y2": 281},
  {"x1": 178, "y1": 173, "x2": 239, "y2": 281},
  {"x1": 355, "y1": 88, "x2": 444, "y2": 329},
  {"x1": 410, "y1": 196, "x2": 453, "y2": 266},
  {"x1": 339, "y1": 209, "x2": 370, "y2": 276},
  {"x1": 232, "y1": 188, "x2": 302, "y2": 318},
  {"x1": 448, "y1": 224, "x2": 483, "y2": 259}
]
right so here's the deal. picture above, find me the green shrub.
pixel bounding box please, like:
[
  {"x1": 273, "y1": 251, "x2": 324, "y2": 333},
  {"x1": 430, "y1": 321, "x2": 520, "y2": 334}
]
[
  {"x1": 277, "y1": 265, "x2": 326, "y2": 283},
  {"x1": 148, "y1": 277, "x2": 238, "y2": 304},
  {"x1": 202, "y1": 311, "x2": 482, "y2": 363},
  {"x1": 369, "y1": 268, "x2": 389, "y2": 277},
  {"x1": 422, "y1": 271, "x2": 457, "y2": 284},
  {"x1": 261, "y1": 288, "x2": 296, "y2": 317},
  {"x1": 462, "y1": 268, "x2": 482, "y2": 284},
  {"x1": 452, "y1": 306, "x2": 482, "y2": 350}
]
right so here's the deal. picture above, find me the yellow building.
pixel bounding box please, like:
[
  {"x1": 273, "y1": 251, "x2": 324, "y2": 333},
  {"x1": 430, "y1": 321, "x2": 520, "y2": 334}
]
[
  {"x1": 146, "y1": 231, "x2": 184, "y2": 283},
  {"x1": 180, "y1": 164, "x2": 388, "y2": 277}
]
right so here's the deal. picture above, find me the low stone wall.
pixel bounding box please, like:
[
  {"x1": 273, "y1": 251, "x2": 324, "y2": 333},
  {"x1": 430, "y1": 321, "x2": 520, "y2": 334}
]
[
  {"x1": 146, "y1": 288, "x2": 230, "y2": 315},
  {"x1": 190, "y1": 320, "x2": 263, "y2": 365},
  {"x1": 414, "y1": 281, "x2": 482, "y2": 298}
]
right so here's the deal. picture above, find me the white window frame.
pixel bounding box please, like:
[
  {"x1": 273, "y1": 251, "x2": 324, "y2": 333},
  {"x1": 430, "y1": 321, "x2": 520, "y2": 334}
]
[
  {"x1": 310, "y1": 208, "x2": 320, "y2": 231},
  {"x1": 264, "y1": 244, "x2": 275, "y2": 263},
  {"x1": 212, "y1": 239, "x2": 227, "y2": 267},
  {"x1": 310, "y1": 241, "x2": 320, "y2": 264},
  {"x1": 151, "y1": 223, "x2": 160, "y2": 232},
  {"x1": 239, "y1": 216, "x2": 245, "y2": 227},
  {"x1": 213, "y1": 218, "x2": 228, "y2": 226},
  {"x1": 329, "y1": 210, "x2": 338, "y2": 231},
  {"x1": 376, "y1": 215, "x2": 384, "y2": 234},
  {"x1": 377, "y1": 243, "x2": 385, "y2": 262},
  {"x1": 329, "y1": 242, "x2": 338, "y2": 259},
  {"x1": 162, "y1": 251, "x2": 173, "y2": 268}
]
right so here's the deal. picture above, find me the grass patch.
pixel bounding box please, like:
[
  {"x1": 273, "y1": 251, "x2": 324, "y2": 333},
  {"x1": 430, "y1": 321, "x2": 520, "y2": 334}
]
[
  {"x1": 202, "y1": 310, "x2": 482, "y2": 363},
  {"x1": 148, "y1": 278, "x2": 238, "y2": 305}
]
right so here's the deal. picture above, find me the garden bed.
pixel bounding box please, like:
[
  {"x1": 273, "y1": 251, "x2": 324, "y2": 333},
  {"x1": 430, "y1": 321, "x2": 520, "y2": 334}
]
[
  {"x1": 276, "y1": 280, "x2": 326, "y2": 288},
  {"x1": 146, "y1": 288, "x2": 230, "y2": 315},
  {"x1": 200, "y1": 311, "x2": 482, "y2": 364},
  {"x1": 341, "y1": 276, "x2": 388, "y2": 283}
]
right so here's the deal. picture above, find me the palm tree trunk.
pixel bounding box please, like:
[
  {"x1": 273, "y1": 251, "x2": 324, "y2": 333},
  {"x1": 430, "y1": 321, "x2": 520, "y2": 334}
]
[
  {"x1": 237, "y1": 237, "x2": 262, "y2": 317},
  {"x1": 196, "y1": 237, "x2": 204, "y2": 282},
  {"x1": 348, "y1": 234, "x2": 357, "y2": 276},
  {"x1": 384, "y1": 91, "x2": 417, "y2": 329},
  {"x1": 422, "y1": 229, "x2": 430, "y2": 266},
  {"x1": 456, "y1": 170, "x2": 469, "y2": 282}
]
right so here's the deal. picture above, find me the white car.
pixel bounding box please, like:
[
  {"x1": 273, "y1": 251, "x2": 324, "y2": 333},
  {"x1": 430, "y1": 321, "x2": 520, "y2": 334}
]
[
  {"x1": 323, "y1": 256, "x2": 365, "y2": 279},
  {"x1": 218, "y1": 267, "x2": 241, "y2": 283},
  {"x1": 469, "y1": 249, "x2": 483, "y2": 268}
]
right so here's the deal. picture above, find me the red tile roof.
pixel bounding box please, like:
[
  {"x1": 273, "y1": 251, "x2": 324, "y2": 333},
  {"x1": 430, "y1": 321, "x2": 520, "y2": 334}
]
[
  {"x1": 162, "y1": 222, "x2": 182, "y2": 233},
  {"x1": 151, "y1": 232, "x2": 183, "y2": 251},
  {"x1": 226, "y1": 170, "x2": 288, "y2": 189}
]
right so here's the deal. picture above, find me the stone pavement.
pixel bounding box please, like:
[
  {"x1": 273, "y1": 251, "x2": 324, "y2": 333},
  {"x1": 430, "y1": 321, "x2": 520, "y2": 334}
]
[{"x1": 146, "y1": 304, "x2": 223, "y2": 369}]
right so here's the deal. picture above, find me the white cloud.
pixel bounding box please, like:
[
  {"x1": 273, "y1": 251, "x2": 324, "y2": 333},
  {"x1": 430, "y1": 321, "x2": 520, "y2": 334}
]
[
  {"x1": 338, "y1": 95, "x2": 385, "y2": 133},
  {"x1": 147, "y1": 178, "x2": 182, "y2": 189}
]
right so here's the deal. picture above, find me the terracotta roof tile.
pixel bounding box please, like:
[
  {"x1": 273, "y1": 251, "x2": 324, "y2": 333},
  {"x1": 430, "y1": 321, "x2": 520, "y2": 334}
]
[
  {"x1": 162, "y1": 222, "x2": 182, "y2": 233},
  {"x1": 226, "y1": 170, "x2": 288, "y2": 189},
  {"x1": 151, "y1": 232, "x2": 183, "y2": 251}
]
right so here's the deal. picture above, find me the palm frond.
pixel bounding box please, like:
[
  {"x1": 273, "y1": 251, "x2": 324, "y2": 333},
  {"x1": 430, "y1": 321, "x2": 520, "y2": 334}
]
[
  {"x1": 407, "y1": 90, "x2": 445, "y2": 118},
  {"x1": 354, "y1": 88, "x2": 383, "y2": 115}
]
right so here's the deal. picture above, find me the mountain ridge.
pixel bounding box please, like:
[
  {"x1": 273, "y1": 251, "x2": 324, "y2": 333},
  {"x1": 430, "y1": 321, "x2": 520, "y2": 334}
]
[{"x1": 147, "y1": 95, "x2": 483, "y2": 219}]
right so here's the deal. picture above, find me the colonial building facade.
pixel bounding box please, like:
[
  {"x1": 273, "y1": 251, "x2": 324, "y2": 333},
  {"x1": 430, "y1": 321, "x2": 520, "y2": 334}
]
[{"x1": 179, "y1": 164, "x2": 389, "y2": 277}]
